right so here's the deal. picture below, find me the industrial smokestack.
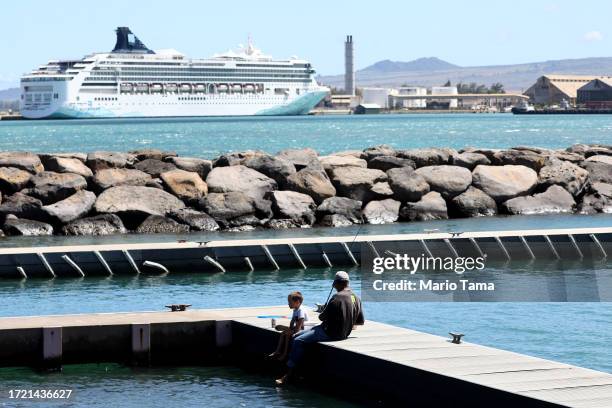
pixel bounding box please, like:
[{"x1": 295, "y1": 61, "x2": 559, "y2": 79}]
[{"x1": 344, "y1": 35, "x2": 355, "y2": 96}]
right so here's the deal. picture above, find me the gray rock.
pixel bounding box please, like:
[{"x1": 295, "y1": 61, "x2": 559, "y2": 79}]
[
  {"x1": 316, "y1": 196, "x2": 362, "y2": 224},
  {"x1": 276, "y1": 148, "x2": 320, "y2": 170},
  {"x1": 502, "y1": 185, "x2": 575, "y2": 215},
  {"x1": 0, "y1": 152, "x2": 44, "y2": 174},
  {"x1": 160, "y1": 169, "x2": 208, "y2": 203},
  {"x1": 415, "y1": 165, "x2": 472, "y2": 199},
  {"x1": 0, "y1": 192, "x2": 44, "y2": 220},
  {"x1": 42, "y1": 190, "x2": 96, "y2": 224},
  {"x1": 3, "y1": 218, "x2": 53, "y2": 236},
  {"x1": 40, "y1": 152, "x2": 87, "y2": 163},
  {"x1": 386, "y1": 167, "x2": 430, "y2": 202},
  {"x1": 43, "y1": 157, "x2": 93, "y2": 179},
  {"x1": 330, "y1": 167, "x2": 387, "y2": 202},
  {"x1": 135, "y1": 215, "x2": 190, "y2": 234},
  {"x1": 472, "y1": 165, "x2": 538, "y2": 202},
  {"x1": 213, "y1": 150, "x2": 266, "y2": 167},
  {"x1": 568, "y1": 144, "x2": 612, "y2": 157},
  {"x1": 400, "y1": 191, "x2": 448, "y2": 221},
  {"x1": 585, "y1": 155, "x2": 612, "y2": 165},
  {"x1": 243, "y1": 154, "x2": 296, "y2": 187},
  {"x1": 370, "y1": 181, "x2": 394, "y2": 199},
  {"x1": 206, "y1": 165, "x2": 277, "y2": 200},
  {"x1": 318, "y1": 214, "x2": 354, "y2": 227},
  {"x1": 538, "y1": 158, "x2": 589, "y2": 196},
  {"x1": 268, "y1": 190, "x2": 316, "y2": 226},
  {"x1": 285, "y1": 168, "x2": 336, "y2": 204},
  {"x1": 450, "y1": 186, "x2": 497, "y2": 217},
  {"x1": 319, "y1": 155, "x2": 367, "y2": 173},
  {"x1": 330, "y1": 150, "x2": 363, "y2": 158},
  {"x1": 129, "y1": 149, "x2": 177, "y2": 161},
  {"x1": 396, "y1": 148, "x2": 455, "y2": 167},
  {"x1": 362, "y1": 199, "x2": 401, "y2": 224},
  {"x1": 95, "y1": 186, "x2": 185, "y2": 227},
  {"x1": 168, "y1": 208, "x2": 219, "y2": 231},
  {"x1": 61, "y1": 214, "x2": 127, "y2": 236},
  {"x1": 266, "y1": 219, "x2": 301, "y2": 229},
  {"x1": 492, "y1": 149, "x2": 546, "y2": 171},
  {"x1": 86, "y1": 151, "x2": 130, "y2": 171},
  {"x1": 0, "y1": 167, "x2": 32, "y2": 193},
  {"x1": 550, "y1": 151, "x2": 584, "y2": 163},
  {"x1": 579, "y1": 183, "x2": 612, "y2": 214},
  {"x1": 133, "y1": 159, "x2": 177, "y2": 178},
  {"x1": 453, "y1": 152, "x2": 491, "y2": 170},
  {"x1": 27, "y1": 171, "x2": 88, "y2": 204},
  {"x1": 167, "y1": 157, "x2": 213, "y2": 179},
  {"x1": 367, "y1": 155, "x2": 416, "y2": 172},
  {"x1": 199, "y1": 191, "x2": 271, "y2": 226},
  {"x1": 94, "y1": 168, "x2": 152, "y2": 190},
  {"x1": 362, "y1": 145, "x2": 396, "y2": 161},
  {"x1": 582, "y1": 161, "x2": 612, "y2": 184}
]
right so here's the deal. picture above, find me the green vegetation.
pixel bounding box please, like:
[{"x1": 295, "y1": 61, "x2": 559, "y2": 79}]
[{"x1": 444, "y1": 81, "x2": 506, "y2": 94}]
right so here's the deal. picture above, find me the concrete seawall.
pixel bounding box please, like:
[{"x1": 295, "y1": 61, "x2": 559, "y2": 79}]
[{"x1": 1, "y1": 307, "x2": 611, "y2": 407}]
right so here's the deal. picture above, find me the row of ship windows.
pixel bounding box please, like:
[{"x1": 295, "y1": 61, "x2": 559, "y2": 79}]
[
  {"x1": 94, "y1": 97, "x2": 118, "y2": 101},
  {"x1": 86, "y1": 77, "x2": 309, "y2": 83},
  {"x1": 87, "y1": 73, "x2": 311, "y2": 79},
  {"x1": 99, "y1": 61, "x2": 309, "y2": 68},
  {"x1": 93, "y1": 68, "x2": 309, "y2": 74}
]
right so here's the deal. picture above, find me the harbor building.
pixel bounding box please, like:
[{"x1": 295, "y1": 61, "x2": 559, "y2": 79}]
[
  {"x1": 361, "y1": 87, "x2": 391, "y2": 109},
  {"x1": 390, "y1": 87, "x2": 427, "y2": 108},
  {"x1": 523, "y1": 75, "x2": 596, "y2": 106},
  {"x1": 577, "y1": 77, "x2": 612, "y2": 108},
  {"x1": 429, "y1": 86, "x2": 458, "y2": 108}
]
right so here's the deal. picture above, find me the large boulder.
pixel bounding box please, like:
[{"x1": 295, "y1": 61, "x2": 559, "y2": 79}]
[
  {"x1": 579, "y1": 182, "x2": 612, "y2": 214},
  {"x1": 316, "y1": 196, "x2": 362, "y2": 224},
  {"x1": 318, "y1": 214, "x2": 354, "y2": 227},
  {"x1": 582, "y1": 161, "x2": 612, "y2": 184},
  {"x1": 94, "y1": 168, "x2": 152, "y2": 190},
  {"x1": 43, "y1": 157, "x2": 93, "y2": 179},
  {"x1": 0, "y1": 193, "x2": 44, "y2": 220},
  {"x1": 492, "y1": 149, "x2": 546, "y2": 171},
  {"x1": 61, "y1": 214, "x2": 127, "y2": 236},
  {"x1": 166, "y1": 157, "x2": 213, "y2": 180},
  {"x1": 400, "y1": 191, "x2": 448, "y2": 221},
  {"x1": 135, "y1": 215, "x2": 190, "y2": 234},
  {"x1": 268, "y1": 190, "x2": 316, "y2": 226},
  {"x1": 453, "y1": 152, "x2": 490, "y2": 170},
  {"x1": 243, "y1": 154, "x2": 296, "y2": 187},
  {"x1": 568, "y1": 144, "x2": 612, "y2": 157},
  {"x1": 0, "y1": 152, "x2": 43, "y2": 174},
  {"x1": 472, "y1": 165, "x2": 538, "y2": 203},
  {"x1": 415, "y1": 165, "x2": 472, "y2": 199},
  {"x1": 160, "y1": 169, "x2": 208, "y2": 203},
  {"x1": 319, "y1": 155, "x2": 367, "y2": 173},
  {"x1": 0, "y1": 167, "x2": 32, "y2": 193},
  {"x1": 134, "y1": 159, "x2": 176, "y2": 178},
  {"x1": 329, "y1": 167, "x2": 387, "y2": 202},
  {"x1": 502, "y1": 185, "x2": 575, "y2": 215},
  {"x1": 396, "y1": 148, "x2": 455, "y2": 167},
  {"x1": 199, "y1": 191, "x2": 271, "y2": 227},
  {"x1": 585, "y1": 155, "x2": 612, "y2": 165},
  {"x1": 168, "y1": 208, "x2": 219, "y2": 231},
  {"x1": 3, "y1": 218, "x2": 53, "y2": 236},
  {"x1": 386, "y1": 167, "x2": 430, "y2": 202},
  {"x1": 129, "y1": 149, "x2": 176, "y2": 161},
  {"x1": 450, "y1": 186, "x2": 497, "y2": 217},
  {"x1": 370, "y1": 181, "x2": 394, "y2": 200},
  {"x1": 41, "y1": 190, "x2": 96, "y2": 224},
  {"x1": 367, "y1": 156, "x2": 415, "y2": 172},
  {"x1": 362, "y1": 145, "x2": 396, "y2": 161},
  {"x1": 95, "y1": 186, "x2": 185, "y2": 227},
  {"x1": 276, "y1": 148, "x2": 320, "y2": 170},
  {"x1": 285, "y1": 168, "x2": 336, "y2": 204},
  {"x1": 40, "y1": 152, "x2": 87, "y2": 163},
  {"x1": 206, "y1": 165, "x2": 277, "y2": 200},
  {"x1": 212, "y1": 150, "x2": 265, "y2": 167},
  {"x1": 538, "y1": 158, "x2": 589, "y2": 196},
  {"x1": 362, "y1": 199, "x2": 401, "y2": 224},
  {"x1": 27, "y1": 171, "x2": 87, "y2": 204},
  {"x1": 86, "y1": 151, "x2": 130, "y2": 171}
]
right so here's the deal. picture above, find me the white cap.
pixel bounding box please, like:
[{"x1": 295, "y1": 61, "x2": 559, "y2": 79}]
[{"x1": 334, "y1": 271, "x2": 350, "y2": 282}]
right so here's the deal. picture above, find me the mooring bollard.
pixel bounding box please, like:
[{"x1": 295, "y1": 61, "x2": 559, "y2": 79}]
[{"x1": 449, "y1": 332, "x2": 464, "y2": 344}]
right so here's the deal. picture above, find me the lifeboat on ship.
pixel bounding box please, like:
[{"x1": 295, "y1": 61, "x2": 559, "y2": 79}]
[
  {"x1": 194, "y1": 84, "x2": 206, "y2": 93},
  {"x1": 120, "y1": 83, "x2": 133, "y2": 93},
  {"x1": 179, "y1": 83, "x2": 191, "y2": 93},
  {"x1": 135, "y1": 83, "x2": 149, "y2": 93},
  {"x1": 243, "y1": 84, "x2": 255, "y2": 93},
  {"x1": 165, "y1": 83, "x2": 178, "y2": 93},
  {"x1": 217, "y1": 83, "x2": 229, "y2": 93},
  {"x1": 232, "y1": 84, "x2": 243, "y2": 93},
  {"x1": 150, "y1": 83, "x2": 163, "y2": 93}
]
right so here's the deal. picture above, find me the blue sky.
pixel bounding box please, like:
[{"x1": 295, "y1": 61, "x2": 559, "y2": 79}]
[{"x1": 1, "y1": 0, "x2": 611, "y2": 88}]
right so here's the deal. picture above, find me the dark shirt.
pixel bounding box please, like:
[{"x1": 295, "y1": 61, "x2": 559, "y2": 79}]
[{"x1": 319, "y1": 288, "x2": 365, "y2": 340}]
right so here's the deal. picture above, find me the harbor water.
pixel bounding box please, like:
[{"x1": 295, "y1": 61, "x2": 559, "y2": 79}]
[{"x1": 0, "y1": 113, "x2": 611, "y2": 407}]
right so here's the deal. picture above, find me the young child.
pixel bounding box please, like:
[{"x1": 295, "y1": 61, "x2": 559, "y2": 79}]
[{"x1": 268, "y1": 291, "x2": 308, "y2": 361}]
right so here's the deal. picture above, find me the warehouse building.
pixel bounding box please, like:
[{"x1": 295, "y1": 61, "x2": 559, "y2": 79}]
[
  {"x1": 523, "y1": 75, "x2": 596, "y2": 106},
  {"x1": 577, "y1": 78, "x2": 612, "y2": 108}
]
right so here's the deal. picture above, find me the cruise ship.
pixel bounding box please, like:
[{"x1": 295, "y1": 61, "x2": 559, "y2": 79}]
[{"x1": 20, "y1": 27, "x2": 329, "y2": 119}]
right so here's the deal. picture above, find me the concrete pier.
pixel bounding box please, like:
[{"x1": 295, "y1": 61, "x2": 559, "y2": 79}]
[
  {"x1": 0, "y1": 226, "x2": 610, "y2": 278},
  {"x1": 0, "y1": 307, "x2": 611, "y2": 407}
]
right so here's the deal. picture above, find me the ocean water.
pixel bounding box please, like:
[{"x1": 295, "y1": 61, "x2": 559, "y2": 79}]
[{"x1": 1, "y1": 113, "x2": 612, "y2": 158}]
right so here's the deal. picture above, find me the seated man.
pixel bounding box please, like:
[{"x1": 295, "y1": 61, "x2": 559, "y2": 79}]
[{"x1": 276, "y1": 270, "x2": 365, "y2": 385}]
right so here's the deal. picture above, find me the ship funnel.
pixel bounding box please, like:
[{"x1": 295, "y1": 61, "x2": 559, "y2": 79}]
[{"x1": 112, "y1": 27, "x2": 154, "y2": 54}]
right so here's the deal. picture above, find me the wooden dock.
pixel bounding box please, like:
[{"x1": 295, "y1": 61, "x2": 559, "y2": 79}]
[{"x1": 0, "y1": 307, "x2": 611, "y2": 407}]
